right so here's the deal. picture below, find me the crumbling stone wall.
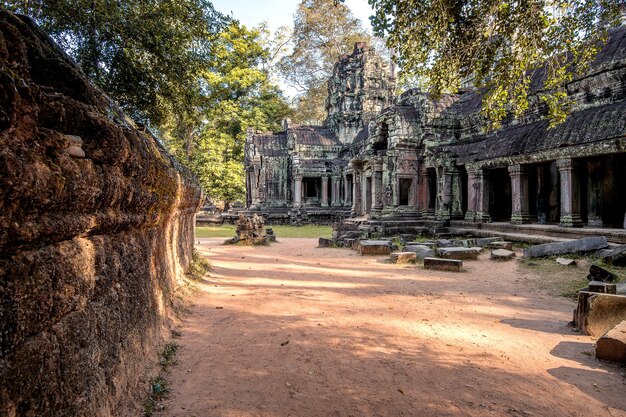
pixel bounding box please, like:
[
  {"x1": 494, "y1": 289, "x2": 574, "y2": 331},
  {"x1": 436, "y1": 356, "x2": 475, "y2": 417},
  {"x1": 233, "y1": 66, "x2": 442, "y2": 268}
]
[{"x1": 0, "y1": 11, "x2": 202, "y2": 416}]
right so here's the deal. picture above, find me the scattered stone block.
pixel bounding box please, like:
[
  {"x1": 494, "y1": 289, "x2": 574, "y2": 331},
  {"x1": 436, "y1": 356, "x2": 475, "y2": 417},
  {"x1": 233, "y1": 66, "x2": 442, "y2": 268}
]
[
  {"x1": 596, "y1": 320, "x2": 626, "y2": 363},
  {"x1": 587, "y1": 264, "x2": 618, "y2": 282},
  {"x1": 390, "y1": 252, "x2": 416, "y2": 264},
  {"x1": 358, "y1": 240, "x2": 391, "y2": 255},
  {"x1": 476, "y1": 237, "x2": 504, "y2": 246},
  {"x1": 343, "y1": 238, "x2": 355, "y2": 248},
  {"x1": 522, "y1": 236, "x2": 608, "y2": 258},
  {"x1": 404, "y1": 245, "x2": 435, "y2": 260},
  {"x1": 488, "y1": 241, "x2": 513, "y2": 251},
  {"x1": 318, "y1": 237, "x2": 334, "y2": 248},
  {"x1": 588, "y1": 281, "x2": 617, "y2": 294},
  {"x1": 556, "y1": 257, "x2": 576, "y2": 266},
  {"x1": 424, "y1": 257, "x2": 463, "y2": 272},
  {"x1": 437, "y1": 239, "x2": 453, "y2": 247},
  {"x1": 600, "y1": 244, "x2": 626, "y2": 267},
  {"x1": 352, "y1": 239, "x2": 361, "y2": 250},
  {"x1": 491, "y1": 249, "x2": 516, "y2": 261},
  {"x1": 573, "y1": 292, "x2": 626, "y2": 337},
  {"x1": 438, "y1": 247, "x2": 478, "y2": 260}
]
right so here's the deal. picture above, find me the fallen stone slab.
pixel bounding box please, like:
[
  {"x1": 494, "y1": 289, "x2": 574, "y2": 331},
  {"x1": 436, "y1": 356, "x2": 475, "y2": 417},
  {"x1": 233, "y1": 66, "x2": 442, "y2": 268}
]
[
  {"x1": 438, "y1": 247, "x2": 478, "y2": 260},
  {"x1": 522, "y1": 236, "x2": 608, "y2": 258},
  {"x1": 588, "y1": 281, "x2": 617, "y2": 294},
  {"x1": 404, "y1": 245, "x2": 435, "y2": 260},
  {"x1": 587, "y1": 264, "x2": 618, "y2": 282},
  {"x1": 476, "y1": 237, "x2": 504, "y2": 246},
  {"x1": 390, "y1": 252, "x2": 417, "y2": 264},
  {"x1": 600, "y1": 244, "x2": 626, "y2": 267},
  {"x1": 318, "y1": 237, "x2": 334, "y2": 248},
  {"x1": 596, "y1": 320, "x2": 626, "y2": 363},
  {"x1": 491, "y1": 249, "x2": 516, "y2": 261},
  {"x1": 488, "y1": 241, "x2": 513, "y2": 251},
  {"x1": 556, "y1": 257, "x2": 576, "y2": 266},
  {"x1": 358, "y1": 240, "x2": 392, "y2": 255},
  {"x1": 437, "y1": 239, "x2": 453, "y2": 247},
  {"x1": 423, "y1": 257, "x2": 463, "y2": 272},
  {"x1": 573, "y1": 292, "x2": 626, "y2": 337}
]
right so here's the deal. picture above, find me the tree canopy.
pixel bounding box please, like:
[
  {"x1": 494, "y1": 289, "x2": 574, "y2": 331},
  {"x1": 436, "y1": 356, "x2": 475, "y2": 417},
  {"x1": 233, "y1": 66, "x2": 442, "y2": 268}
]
[
  {"x1": 366, "y1": 0, "x2": 625, "y2": 126},
  {"x1": 278, "y1": 0, "x2": 372, "y2": 124}
]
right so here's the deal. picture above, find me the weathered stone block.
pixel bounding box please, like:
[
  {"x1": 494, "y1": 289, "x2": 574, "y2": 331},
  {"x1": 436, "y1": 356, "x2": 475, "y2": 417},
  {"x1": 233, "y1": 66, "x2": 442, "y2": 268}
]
[
  {"x1": 587, "y1": 264, "x2": 618, "y2": 282},
  {"x1": 404, "y1": 245, "x2": 436, "y2": 260},
  {"x1": 437, "y1": 239, "x2": 453, "y2": 247},
  {"x1": 488, "y1": 241, "x2": 513, "y2": 251},
  {"x1": 491, "y1": 249, "x2": 516, "y2": 261},
  {"x1": 358, "y1": 240, "x2": 391, "y2": 255},
  {"x1": 596, "y1": 320, "x2": 626, "y2": 363},
  {"x1": 476, "y1": 237, "x2": 504, "y2": 246},
  {"x1": 522, "y1": 237, "x2": 608, "y2": 258},
  {"x1": 556, "y1": 257, "x2": 576, "y2": 266},
  {"x1": 319, "y1": 237, "x2": 334, "y2": 248},
  {"x1": 438, "y1": 247, "x2": 478, "y2": 260},
  {"x1": 424, "y1": 257, "x2": 463, "y2": 272},
  {"x1": 600, "y1": 244, "x2": 626, "y2": 267},
  {"x1": 390, "y1": 252, "x2": 417, "y2": 264},
  {"x1": 573, "y1": 292, "x2": 626, "y2": 337},
  {"x1": 588, "y1": 281, "x2": 617, "y2": 294}
]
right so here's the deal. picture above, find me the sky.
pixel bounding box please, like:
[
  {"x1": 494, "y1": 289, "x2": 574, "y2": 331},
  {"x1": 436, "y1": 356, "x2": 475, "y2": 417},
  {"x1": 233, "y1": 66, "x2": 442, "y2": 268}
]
[{"x1": 211, "y1": 0, "x2": 374, "y2": 33}]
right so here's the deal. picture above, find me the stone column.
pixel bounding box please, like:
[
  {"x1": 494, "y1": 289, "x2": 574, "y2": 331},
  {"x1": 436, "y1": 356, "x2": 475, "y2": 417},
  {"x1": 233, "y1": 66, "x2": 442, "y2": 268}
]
[
  {"x1": 464, "y1": 167, "x2": 478, "y2": 221},
  {"x1": 420, "y1": 167, "x2": 435, "y2": 218},
  {"x1": 508, "y1": 164, "x2": 531, "y2": 224},
  {"x1": 343, "y1": 172, "x2": 352, "y2": 206},
  {"x1": 353, "y1": 172, "x2": 362, "y2": 215},
  {"x1": 557, "y1": 158, "x2": 582, "y2": 227},
  {"x1": 321, "y1": 176, "x2": 329, "y2": 207},
  {"x1": 371, "y1": 158, "x2": 384, "y2": 215},
  {"x1": 293, "y1": 175, "x2": 302, "y2": 208},
  {"x1": 474, "y1": 168, "x2": 491, "y2": 222},
  {"x1": 331, "y1": 175, "x2": 341, "y2": 206},
  {"x1": 435, "y1": 167, "x2": 452, "y2": 221}
]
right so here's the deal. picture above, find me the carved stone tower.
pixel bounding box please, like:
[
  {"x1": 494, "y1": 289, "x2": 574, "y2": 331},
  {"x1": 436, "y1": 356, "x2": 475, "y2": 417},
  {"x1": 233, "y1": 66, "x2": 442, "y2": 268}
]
[{"x1": 325, "y1": 42, "x2": 396, "y2": 144}]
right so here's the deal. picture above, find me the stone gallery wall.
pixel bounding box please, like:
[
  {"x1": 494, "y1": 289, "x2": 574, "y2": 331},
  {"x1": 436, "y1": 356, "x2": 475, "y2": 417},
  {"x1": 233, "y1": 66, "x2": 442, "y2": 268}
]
[{"x1": 0, "y1": 12, "x2": 202, "y2": 416}]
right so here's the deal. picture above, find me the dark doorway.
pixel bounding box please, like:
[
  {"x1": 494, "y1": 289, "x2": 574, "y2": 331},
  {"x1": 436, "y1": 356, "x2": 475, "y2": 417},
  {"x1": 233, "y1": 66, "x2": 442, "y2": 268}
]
[
  {"x1": 427, "y1": 168, "x2": 437, "y2": 210},
  {"x1": 399, "y1": 178, "x2": 412, "y2": 206},
  {"x1": 365, "y1": 176, "x2": 372, "y2": 213},
  {"x1": 535, "y1": 162, "x2": 560, "y2": 224},
  {"x1": 458, "y1": 166, "x2": 468, "y2": 215},
  {"x1": 373, "y1": 123, "x2": 389, "y2": 152},
  {"x1": 488, "y1": 168, "x2": 512, "y2": 221},
  {"x1": 585, "y1": 153, "x2": 626, "y2": 228}
]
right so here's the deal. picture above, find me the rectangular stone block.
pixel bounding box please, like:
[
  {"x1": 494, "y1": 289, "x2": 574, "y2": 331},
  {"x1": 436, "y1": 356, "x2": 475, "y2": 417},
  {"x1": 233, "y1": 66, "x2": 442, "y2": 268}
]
[
  {"x1": 476, "y1": 237, "x2": 504, "y2": 246},
  {"x1": 523, "y1": 236, "x2": 608, "y2": 258},
  {"x1": 438, "y1": 247, "x2": 479, "y2": 260},
  {"x1": 358, "y1": 240, "x2": 391, "y2": 255},
  {"x1": 390, "y1": 252, "x2": 417, "y2": 264},
  {"x1": 423, "y1": 257, "x2": 463, "y2": 272},
  {"x1": 588, "y1": 281, "x2": 617, "y2": 294},
  {"x1": 573, "y1": 292, "x2": 626, "y2": 337},
  {"x1": 488, "y1": 241, "x2": 513, "y2": 251},
  {"x1": 596, "y1": 320, "x2": 626, "y2": 363}
]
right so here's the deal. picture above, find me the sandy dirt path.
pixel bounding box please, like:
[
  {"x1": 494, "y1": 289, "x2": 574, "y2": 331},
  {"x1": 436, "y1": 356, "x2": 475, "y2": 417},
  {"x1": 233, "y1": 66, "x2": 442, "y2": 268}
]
[{"x1": 159, "y1": 238, "x2": 626, "y2": 417}]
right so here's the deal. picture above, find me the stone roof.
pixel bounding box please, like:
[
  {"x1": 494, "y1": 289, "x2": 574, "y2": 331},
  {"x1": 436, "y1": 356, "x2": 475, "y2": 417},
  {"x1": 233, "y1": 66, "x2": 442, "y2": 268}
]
[
  {"x1": 249, "y1": 133, "x2": 289, "y2": 157},
  {"x1": 441, "y1": 99, "x2": 626, "y2": 163},
  {"x1": 289, "y1": 126, "x2": 341, "y2": 146}
]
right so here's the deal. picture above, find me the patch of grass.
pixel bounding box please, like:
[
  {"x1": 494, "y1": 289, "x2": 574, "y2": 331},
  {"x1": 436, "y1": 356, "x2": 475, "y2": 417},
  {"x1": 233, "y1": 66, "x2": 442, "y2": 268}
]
[
  {"x1": 159, "y1": 342, "x2": 178, "y2": 367},
  {"x1": 189, "y1": 249, "x2": 210, "y2": 280},
  {"x1": 518, "y1": 255, "x2": 626, "y2": 299},
  {"x1": 143, "y1": 342, "x2": 180, "y2": 416},
  {"x1": 196, "y1": 224, "x2": 332, "y2": 239}
]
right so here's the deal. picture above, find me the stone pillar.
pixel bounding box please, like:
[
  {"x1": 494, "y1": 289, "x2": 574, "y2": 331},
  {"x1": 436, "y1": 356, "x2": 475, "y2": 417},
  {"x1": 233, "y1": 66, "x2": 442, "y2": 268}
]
[
  {"x1": 293, "y1": 175, "x2": 302, "y2": 208},
  {"x1": 331, "y1": 175, "x2": 341, "y2": 206},
  {"x1": 435, "y1": 167, "x2": 452, "y2": 220},
  {"x1": 321, "y1": 176, "x2": 329, "y2": 207},
  {"x1": 464, "y1": 167, "x2": 478, "y2": 221},
  {"x1": 343, "y1": 173, "x2": 352, "y2": 206},
  {"x1": 557, "y1": 158, "x2": 582, "y2": 227},
  {"x1": 508, "y1": 164, "x2": 531, "y2": 224},
  {"x1": 371, "y1": 158, "x2": 384, "y2": 215},
  {"x1": 474, "y1": 168, "x2": 491, "y2": 222},
  {"x1": 352, "y1": 173, "x2": 362, "y2": 215},
  {"x1": 420, "y1": 167, "x2": 435, "y2": 218}
]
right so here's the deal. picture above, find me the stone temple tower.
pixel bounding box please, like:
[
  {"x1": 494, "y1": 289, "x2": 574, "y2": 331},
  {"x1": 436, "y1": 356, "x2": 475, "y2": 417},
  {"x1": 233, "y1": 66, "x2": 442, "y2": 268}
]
[{"x1": 325, "y1": 42, "x2": 396, "y2": 144}]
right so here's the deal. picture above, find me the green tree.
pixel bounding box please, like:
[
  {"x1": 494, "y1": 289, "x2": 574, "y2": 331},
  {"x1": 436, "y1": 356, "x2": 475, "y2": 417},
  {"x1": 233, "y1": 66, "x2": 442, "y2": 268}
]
[
  {"x1": 366, "y1": 0, "x2": 624, "y2": 127},
  {"x1": 278, "y1": 0, "x2": 372, "y2": 124},
  {"x1": 164, "y1": 23, "x2": 292, "y2": 202},
  {"x1": 4, "y1": 0, "x2": 226, "y2": 127}
]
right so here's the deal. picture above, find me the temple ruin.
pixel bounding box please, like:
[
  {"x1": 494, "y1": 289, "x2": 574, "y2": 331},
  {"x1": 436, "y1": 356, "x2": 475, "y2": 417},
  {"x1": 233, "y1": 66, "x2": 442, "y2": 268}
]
[{"x1": 245, "y1": 26, "x2": 626, "y2": 237}]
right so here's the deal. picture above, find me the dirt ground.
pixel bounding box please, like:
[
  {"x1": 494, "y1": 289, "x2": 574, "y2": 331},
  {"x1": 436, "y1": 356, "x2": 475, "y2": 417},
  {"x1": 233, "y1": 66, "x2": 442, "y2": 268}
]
[{"x1": 158, "y1": 238, "x2": 626, "y2": 417}]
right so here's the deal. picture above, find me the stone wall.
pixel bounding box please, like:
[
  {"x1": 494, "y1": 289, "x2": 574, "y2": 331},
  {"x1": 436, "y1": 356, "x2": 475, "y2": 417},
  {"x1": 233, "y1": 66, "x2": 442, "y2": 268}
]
[{"x1": 0, "y1": 12, "x2": 202, "y2": 416}]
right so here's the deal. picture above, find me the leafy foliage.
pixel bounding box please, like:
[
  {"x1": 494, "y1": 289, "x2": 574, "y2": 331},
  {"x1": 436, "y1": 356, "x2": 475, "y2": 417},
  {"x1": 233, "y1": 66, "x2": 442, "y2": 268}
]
[
  {"x1": 278, "y1": 0, "x2": 372, "y2": 124},
  {"x1": 366, "y1": 0, "x2": 624, "y2": 127}
]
